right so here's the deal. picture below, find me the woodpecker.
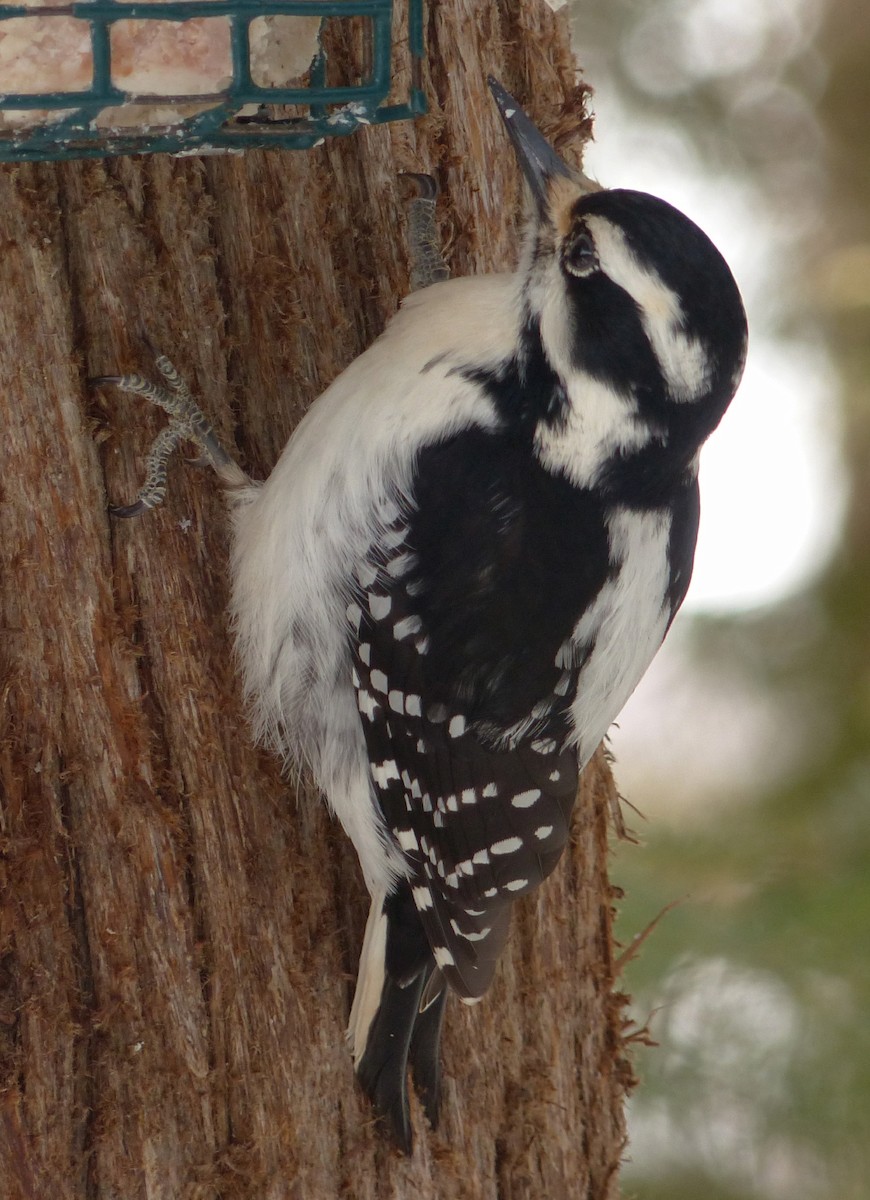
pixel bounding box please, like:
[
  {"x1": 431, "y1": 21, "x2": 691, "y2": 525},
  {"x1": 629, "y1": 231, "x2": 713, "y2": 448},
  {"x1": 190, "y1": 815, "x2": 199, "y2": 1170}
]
[{"x1": 99, "y1": 78, "x2": 747, "y2": 1152}]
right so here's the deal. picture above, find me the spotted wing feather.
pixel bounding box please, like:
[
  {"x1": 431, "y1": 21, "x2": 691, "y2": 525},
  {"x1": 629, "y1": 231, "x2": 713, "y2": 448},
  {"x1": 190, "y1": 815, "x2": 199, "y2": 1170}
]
[{"x1": 349, "y1": 428, "x2": 607, "y2": 998}]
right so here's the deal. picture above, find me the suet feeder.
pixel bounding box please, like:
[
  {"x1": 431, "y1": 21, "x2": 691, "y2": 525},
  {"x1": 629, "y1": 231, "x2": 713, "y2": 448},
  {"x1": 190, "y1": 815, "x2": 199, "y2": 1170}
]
[{"x1": 0, "y1": 0, "x2": 425, "y2": 162}]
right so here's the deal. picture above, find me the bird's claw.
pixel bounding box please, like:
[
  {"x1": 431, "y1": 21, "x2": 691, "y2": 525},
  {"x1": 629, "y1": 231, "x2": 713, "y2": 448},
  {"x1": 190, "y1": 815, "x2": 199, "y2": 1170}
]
[
  {"x1": 91, "y1": 350, "x2": 248, "y2": 518},
  {"x1": 400, "y1": 172, "x2": 449, "y2": 293}
]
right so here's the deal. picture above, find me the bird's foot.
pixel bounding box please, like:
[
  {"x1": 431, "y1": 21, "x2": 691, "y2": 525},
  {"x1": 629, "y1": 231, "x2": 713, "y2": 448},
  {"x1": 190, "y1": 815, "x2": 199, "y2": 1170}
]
[
  {"x1": 91, "y1": 347, "x2": 249, "y2": 518},
  {"x1": 401, "y1": 173, "x2": 450, "y2": 293}
]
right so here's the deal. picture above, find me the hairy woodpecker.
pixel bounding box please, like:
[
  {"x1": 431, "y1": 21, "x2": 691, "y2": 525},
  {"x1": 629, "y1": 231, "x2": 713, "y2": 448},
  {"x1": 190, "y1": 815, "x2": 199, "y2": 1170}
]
[
  {"x1": 99, "y1": 79, "x2": 747, "y2": 1152},
  {"x1": 231, "y1": 79, "x2": 747, "y2": 1149}
]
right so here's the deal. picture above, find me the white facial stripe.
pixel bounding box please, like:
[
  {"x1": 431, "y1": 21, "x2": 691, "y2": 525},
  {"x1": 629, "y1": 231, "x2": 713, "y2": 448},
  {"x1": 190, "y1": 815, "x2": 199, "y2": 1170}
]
[
  {"x1": 533, "y1": 373, "x2": 651, "y2": 488},
  {"x1": 585, "y1": 216, "x2": 711, "y2": 402}
]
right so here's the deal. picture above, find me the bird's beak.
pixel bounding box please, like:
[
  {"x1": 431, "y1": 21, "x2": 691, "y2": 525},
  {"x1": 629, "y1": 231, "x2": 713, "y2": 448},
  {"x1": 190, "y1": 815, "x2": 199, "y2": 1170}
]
[{"x1": 488, "y1": 76, "x2": 596, "y2": 213}]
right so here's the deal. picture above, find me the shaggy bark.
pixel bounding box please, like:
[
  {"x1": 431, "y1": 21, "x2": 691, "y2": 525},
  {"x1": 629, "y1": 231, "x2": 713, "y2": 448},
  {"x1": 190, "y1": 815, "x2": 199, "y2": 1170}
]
[{"x1": 0, "y1": 3, "x2": 632, "y2": 1197}]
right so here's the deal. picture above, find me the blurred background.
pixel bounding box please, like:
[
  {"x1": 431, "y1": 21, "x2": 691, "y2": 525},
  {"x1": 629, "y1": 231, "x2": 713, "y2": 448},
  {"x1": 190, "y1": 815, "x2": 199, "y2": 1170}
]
[{"x1": 567, "y1": 1, "x2": 870, "y2": 1196}]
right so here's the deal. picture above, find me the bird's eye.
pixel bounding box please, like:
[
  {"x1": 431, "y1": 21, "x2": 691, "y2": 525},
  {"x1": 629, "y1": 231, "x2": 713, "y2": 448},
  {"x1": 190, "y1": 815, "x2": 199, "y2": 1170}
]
[{"x1": 562, "y1": 229, "x2": 598, "y2": 278}]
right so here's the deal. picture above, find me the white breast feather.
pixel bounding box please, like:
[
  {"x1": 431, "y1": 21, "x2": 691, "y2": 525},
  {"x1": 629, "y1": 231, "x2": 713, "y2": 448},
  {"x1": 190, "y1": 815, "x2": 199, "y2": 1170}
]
[
  {"x1": 229, "y1": 274, "x2": 518, "y2": 892},
  {"x1": 568, "y1": 507, "x2": 672, "y2": 763}
]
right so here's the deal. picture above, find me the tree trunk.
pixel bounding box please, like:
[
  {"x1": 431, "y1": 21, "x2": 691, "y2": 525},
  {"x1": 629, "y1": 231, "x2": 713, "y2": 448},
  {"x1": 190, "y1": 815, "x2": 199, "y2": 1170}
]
[{"x1": 0, "y1": 3, "x2": 630, "y2": 1197}]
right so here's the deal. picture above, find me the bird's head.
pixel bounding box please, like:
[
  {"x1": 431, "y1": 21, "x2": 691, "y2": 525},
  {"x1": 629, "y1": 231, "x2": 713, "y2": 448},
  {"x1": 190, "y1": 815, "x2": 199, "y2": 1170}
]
[{"x1": 489, "y1": 79, "x2": 748, "y2": 484}]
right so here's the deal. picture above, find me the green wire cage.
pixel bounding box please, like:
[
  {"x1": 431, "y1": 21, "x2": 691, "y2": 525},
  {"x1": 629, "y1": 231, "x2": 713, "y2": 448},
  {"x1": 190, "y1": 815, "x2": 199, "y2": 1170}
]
[{"x1": 0, "y1": 0, "x2": 425, "y2": 162}]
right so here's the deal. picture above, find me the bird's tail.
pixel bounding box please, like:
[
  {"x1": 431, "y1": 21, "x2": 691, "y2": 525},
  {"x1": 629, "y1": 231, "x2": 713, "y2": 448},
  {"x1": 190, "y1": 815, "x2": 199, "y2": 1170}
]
[{"x1": 347, "y1": 885, "x2": 448, "y2": 1153}]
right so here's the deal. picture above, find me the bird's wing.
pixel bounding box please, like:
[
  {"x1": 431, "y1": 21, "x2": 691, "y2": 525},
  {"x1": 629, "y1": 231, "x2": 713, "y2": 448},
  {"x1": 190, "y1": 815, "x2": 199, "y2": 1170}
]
[{"x1": 350, "y1": 424, "x2": 610, "y2": 998}]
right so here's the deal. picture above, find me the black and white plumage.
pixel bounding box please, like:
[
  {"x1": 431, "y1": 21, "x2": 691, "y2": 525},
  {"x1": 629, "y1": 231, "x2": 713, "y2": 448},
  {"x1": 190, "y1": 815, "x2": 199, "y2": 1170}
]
[{"x1": 228, "y1": 80, "x2": 748, "y2": 1149}]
